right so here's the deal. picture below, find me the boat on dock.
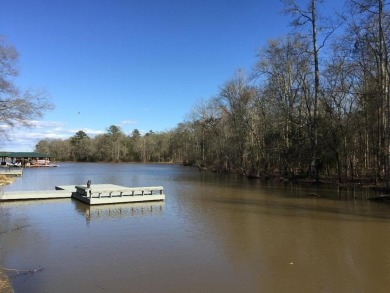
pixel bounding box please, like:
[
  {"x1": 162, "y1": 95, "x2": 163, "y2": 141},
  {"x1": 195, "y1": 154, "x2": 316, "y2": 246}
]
[
  {"x1": 25, "y1": 159, "x2": 59, "y2": 167},
  {"x1": 0, "y1": 151, "x2": 55, "y2": 168}
]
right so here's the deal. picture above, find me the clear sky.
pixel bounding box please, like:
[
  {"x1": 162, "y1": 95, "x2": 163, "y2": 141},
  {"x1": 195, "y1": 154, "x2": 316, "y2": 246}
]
[{"x1": 0, "y1": 0, "x2": 342, "y2": 151}]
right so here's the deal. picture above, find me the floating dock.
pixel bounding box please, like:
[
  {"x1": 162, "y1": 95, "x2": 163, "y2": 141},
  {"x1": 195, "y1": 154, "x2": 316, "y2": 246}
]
[
  {"x1": 0, "y1": 184, "x2": 165, "y2": 205},
  {"x1": 0, "y1": 168, "x2": 23, "y2": 176},
  {"x1": 0, "y1": 189, "x2": 71, "y2": 201},
  {"x1": 72, "y1": 184, "x2": 165, "y2": 205}
]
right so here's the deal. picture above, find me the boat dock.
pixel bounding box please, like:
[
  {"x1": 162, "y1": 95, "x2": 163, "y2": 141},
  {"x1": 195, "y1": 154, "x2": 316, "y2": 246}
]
[
  {"x1": 0, "y1": 168, "x2": 23, "y2": 176},
  {"x1": 0, "y1": 189, "x2": 71, "y2": 201},
  {"x1": 73, "y1": 184, "x2": 165, "y2": 205},
  {"x1": 0, "y1": 184, "x2": 165, "y2": 205}
]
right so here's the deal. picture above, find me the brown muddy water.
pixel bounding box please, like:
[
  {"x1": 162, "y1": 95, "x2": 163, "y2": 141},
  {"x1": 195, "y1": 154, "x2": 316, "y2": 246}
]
[{"x1": 1, "y1": 163, "x2": 390, "y2": 293}]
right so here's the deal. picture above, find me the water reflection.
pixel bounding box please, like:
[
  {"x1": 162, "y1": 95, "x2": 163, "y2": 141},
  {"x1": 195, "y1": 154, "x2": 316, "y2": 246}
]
[
  {"x1": 72, "y1": 200, "x2": 164, "y2": 224},
  {"x1": 0, "y1": 200, "x2": 67, "y2": 281},
  {"x1": 2, "y1": 163, "x2": 390, "y2": 292},
  {"x1": 207, "y1": 196, "x2": 390, "y2": 221}
]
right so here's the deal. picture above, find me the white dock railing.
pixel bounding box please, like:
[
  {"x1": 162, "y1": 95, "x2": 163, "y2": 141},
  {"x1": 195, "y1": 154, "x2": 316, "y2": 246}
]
[{"x1": 75, "y1": 185, "x2": 164, "y2": 198}]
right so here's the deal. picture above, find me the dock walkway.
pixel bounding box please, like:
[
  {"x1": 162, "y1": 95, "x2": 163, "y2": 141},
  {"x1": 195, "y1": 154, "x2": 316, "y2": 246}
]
[
  {"x1": 0, "y1": 190, "x2": 71, "y2": 201},
  {"x1": 0, "y1": 168, "x2": 23, "y2": 176},
  {"x1": 0, "y1": 184, "x2": 165, "y2": 205}
]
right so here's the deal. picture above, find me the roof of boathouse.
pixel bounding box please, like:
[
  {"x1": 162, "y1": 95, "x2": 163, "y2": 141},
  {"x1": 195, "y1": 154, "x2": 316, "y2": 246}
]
[{"x1": 0, "y1": 152, "x2": 51, "y2": 158}]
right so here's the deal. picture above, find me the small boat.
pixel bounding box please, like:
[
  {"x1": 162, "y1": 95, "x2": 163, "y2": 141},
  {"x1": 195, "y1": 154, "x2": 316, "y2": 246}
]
[{"x1": 26, "y1": 159, "x2": 58, "y2": 167}]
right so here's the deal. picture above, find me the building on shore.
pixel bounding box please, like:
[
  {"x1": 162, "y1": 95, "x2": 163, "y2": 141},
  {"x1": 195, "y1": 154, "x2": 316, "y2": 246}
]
[{"x1": 0, "y1": 152, "x2": 54, "y2": 167}]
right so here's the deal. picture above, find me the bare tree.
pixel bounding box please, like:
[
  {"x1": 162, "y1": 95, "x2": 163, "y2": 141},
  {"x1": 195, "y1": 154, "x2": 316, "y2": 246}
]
[
  {"x1": 186, "y1": 98, "x2": 220, "y2": 167},
  {"x1": 346, "y1": 0, "x2": 390, "y2": 185},
  {"x1": 216, "y1": 71, "x2": 257, "y2": 174},
  {"x1": 283, "y1": 0, "x2": 341, "y2": 181},
  {"x1": 0, "y1": 37, "x2": 53, "y2": 139},
  {"x1": 253, "y1": 36, "x2": 311, "y2": 176}
]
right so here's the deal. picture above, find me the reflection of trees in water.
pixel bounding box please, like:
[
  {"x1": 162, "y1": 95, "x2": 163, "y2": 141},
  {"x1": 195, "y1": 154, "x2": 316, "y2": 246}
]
[
  {"x1": 178, "y1": 181, "x2": 390, "y2": 292},
  {"x1": 193, "y1": 185, "x2": 390, "y2": 292},
  {"x1": 0, "y1": 201, "x2": 47, "y2": 279}
]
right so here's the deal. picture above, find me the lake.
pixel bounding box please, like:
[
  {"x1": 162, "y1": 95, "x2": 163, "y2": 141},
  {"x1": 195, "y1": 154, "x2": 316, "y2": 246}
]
[{"x1": 1, "y1": 162, "x2": 390, "y2": 292}]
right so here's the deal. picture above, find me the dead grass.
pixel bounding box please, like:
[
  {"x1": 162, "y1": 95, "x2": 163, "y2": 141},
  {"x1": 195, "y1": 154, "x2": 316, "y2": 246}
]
[
  {"x1": 0, "y1": 270, "x2": 13, "y2": 293},
  {"x1": 0, "y1": 175, "x2": 15, "y2": 186}
]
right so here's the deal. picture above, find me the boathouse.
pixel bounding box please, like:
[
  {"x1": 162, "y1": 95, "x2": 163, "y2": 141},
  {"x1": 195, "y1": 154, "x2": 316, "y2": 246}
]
[{"x1": 0, "y1": 151, "x2": 52, "y2": 167}]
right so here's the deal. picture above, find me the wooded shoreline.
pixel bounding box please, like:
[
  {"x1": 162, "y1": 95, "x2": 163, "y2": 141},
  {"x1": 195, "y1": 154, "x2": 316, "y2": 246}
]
[{"x1": 33, "y1": 0, "x2": 390, "y2": 191}]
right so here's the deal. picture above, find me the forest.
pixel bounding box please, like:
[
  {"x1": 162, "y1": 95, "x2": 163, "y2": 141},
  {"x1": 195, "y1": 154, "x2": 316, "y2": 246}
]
[{"x1": 35, "y1": 0, "x2": 390, "y2": 187}]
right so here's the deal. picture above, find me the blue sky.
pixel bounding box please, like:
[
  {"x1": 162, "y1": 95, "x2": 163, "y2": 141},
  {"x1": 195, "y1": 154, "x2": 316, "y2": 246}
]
[{"x1": 0, "y1": 0, "x2": 343, "y2": 151}]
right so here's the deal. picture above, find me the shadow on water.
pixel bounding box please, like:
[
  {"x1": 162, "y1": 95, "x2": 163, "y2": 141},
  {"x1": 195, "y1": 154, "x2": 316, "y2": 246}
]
[{"x1": 206, "y1": 193, "x2": 390, "y2": 222}]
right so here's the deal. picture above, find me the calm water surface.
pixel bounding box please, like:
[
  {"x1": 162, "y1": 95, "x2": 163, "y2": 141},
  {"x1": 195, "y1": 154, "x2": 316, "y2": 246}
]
[{"x1": 1, "y1": 163, "x2": 390, "y2": 292}]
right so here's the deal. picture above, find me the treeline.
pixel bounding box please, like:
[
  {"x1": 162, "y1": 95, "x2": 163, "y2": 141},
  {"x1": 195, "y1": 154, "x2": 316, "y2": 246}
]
[
  {"x1": 36, "y1": 0, "x2": 390, "y2": 186},
  {"x1": 35, "y1": 127, "x2": 173, "y2": 163}
]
